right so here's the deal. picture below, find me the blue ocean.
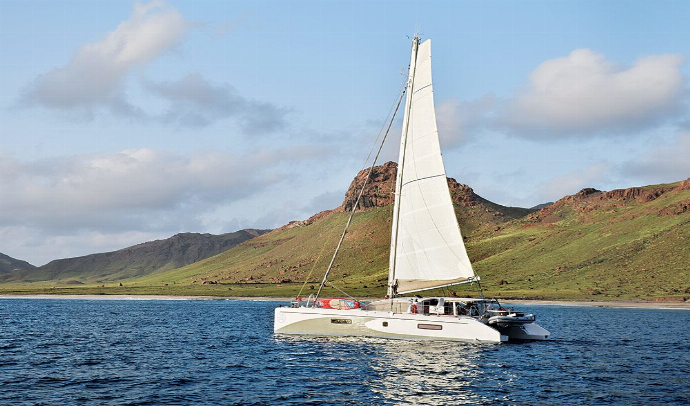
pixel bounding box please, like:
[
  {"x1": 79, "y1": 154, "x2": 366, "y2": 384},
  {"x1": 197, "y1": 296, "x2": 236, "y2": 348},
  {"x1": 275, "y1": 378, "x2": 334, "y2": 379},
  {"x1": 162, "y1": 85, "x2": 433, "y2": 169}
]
[{"x1": 1, "y1": 298, "x2": 688, "y2": 405}]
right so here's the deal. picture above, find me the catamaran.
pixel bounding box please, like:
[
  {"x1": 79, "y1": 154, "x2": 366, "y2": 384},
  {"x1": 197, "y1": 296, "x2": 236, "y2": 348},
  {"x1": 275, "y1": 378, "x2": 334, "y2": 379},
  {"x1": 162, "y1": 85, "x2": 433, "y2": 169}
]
[{"x1": 274, "y1": 37, "x2": 550, "y2": 343}]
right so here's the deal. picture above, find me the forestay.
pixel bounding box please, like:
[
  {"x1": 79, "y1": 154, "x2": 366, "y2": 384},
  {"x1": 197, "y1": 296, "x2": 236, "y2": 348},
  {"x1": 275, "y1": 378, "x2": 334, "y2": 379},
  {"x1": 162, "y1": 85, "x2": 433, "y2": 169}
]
[{"x1": 389, "y1": 38, "x2": 476, "y2": 295}]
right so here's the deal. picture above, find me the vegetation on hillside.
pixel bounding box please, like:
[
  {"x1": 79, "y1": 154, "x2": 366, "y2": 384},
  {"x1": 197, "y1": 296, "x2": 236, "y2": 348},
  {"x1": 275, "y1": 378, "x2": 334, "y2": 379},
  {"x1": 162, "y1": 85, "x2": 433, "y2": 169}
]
[
  {"x1": 0, "y1": 230, "x2": 268, "y2": 283},
  {"x1": 2, "y1": 168, "x2": 687, "y2": 302}
]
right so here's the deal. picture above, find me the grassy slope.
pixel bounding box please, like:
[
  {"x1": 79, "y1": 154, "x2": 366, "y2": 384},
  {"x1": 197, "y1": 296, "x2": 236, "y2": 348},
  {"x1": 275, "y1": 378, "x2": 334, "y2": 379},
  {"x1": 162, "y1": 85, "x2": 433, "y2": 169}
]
[
  {"x1": 3, "y1": 182, "x2": 688, "y2": 301},
  {"x1": 1, "y1": 230, "x2": 265, "y2": 284},
  {"x1": 472, "y1": 183, "x2": 690, "y2": 300}
]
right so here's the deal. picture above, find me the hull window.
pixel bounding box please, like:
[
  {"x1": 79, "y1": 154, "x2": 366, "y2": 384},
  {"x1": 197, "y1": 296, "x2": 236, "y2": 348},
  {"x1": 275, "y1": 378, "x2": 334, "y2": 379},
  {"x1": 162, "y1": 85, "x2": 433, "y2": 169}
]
[
  {"x1": 417, "y1": 323, "x2": 442, "y2": 330},
  {"x1": 331, "y1": 319, "x2": 352, "y2": 324}
]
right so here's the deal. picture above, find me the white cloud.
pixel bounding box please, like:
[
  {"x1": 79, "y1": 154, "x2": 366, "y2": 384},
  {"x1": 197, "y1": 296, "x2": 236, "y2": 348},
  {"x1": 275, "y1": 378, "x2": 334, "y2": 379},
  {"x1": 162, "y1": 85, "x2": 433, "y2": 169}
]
[
  {"x1": 537, "y1": 162, "x2": 612, "y2": 202},
  {"x1": 436, "y1": 96, "x2": 494, "y2": 149},
  {"x1": 496, "y1": 49, "x2": 686, "y2": 137},
  {"x1": 618, "y1": 130, "x2": 690, "y2": 184},
  {"x1": 535, "y1": 130, "x2": 690, "y2": 202},
  {"x1": 19, "y1": 1, "x2": 290, "y2": 132},
  {"x1": 22, "y1": 0, "x2": 190, "y2": 115},
  {"x1": 0, "y1": 147, "x2": 323, "y2": 234},
  {"x1": 144, "y1": 73, "x2": 289, "y2": 132}
]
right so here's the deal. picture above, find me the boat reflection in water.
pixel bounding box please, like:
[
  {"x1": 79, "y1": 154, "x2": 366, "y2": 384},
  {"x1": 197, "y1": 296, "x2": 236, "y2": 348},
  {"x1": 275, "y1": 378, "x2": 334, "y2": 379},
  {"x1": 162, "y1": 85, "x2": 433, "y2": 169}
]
[
  {"x1": 274, "y1": 334, "x2": 525, "y2": 405},
  {"x1": 367, "y1": 339, "x2": 492, "y2": 405}
]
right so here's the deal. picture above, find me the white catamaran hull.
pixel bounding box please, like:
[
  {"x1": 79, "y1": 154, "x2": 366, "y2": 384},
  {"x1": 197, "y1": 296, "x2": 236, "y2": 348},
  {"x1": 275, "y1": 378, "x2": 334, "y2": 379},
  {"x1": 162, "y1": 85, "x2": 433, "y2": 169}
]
[{"x1": 274, "y1": 306, "x2": 509, "y2": 343}]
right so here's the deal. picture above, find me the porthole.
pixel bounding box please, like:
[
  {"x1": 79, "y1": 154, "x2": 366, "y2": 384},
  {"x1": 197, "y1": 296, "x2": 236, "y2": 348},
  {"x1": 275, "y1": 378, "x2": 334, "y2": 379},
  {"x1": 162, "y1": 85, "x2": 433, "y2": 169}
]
[
  {"x1": 417, "y1": 323, "x2": 442, "y2": 330},
  {"x1": 330, "y1": 319, "x2": 352, "y2": 324}
]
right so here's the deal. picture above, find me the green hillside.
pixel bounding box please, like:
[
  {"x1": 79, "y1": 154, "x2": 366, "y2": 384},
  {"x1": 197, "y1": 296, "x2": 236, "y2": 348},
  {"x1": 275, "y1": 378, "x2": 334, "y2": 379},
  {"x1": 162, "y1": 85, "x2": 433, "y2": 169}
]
[
  {"x1": 128, "y1": 179, "x2": 690, "y2": 301},
  {"x1": 471, "y1": 182, "x2": 690, "y2": 300},
  {"x1": 0, "y1": 253, "x2": 35, "y2": 274},
  {"x1": 2, "y1": 164, "x2": 687, "y2": 302},
  {"x1": 1, "y1": 230, "x2": 268, "y2": 284}
]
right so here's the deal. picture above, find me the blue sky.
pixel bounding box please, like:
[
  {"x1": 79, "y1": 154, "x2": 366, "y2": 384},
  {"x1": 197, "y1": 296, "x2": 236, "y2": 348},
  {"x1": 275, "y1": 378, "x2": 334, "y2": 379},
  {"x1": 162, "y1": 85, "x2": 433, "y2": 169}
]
[{"x1": 1, "y1": 0, "x2": 689, "y2": 265}]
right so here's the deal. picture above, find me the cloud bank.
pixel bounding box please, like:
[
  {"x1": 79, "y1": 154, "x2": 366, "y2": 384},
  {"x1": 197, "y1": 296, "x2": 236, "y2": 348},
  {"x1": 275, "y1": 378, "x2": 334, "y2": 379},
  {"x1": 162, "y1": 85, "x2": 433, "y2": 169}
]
[
  {"x1": 439, "y1": 48, "x2": 687, "y2": 147},
  {"x1": 498, "y1": 49, "x2": 686, "y2": 137},
  {"x1": 536, "y1": 131, "x2": 690, "y2": 202},
  {"x1": 19, "y1": 1, "x2": 287, "y2": 131},
  {"x1": 144, "y1": 74, "x2": 289, "y2": 132},
  {"x1": 22, "y1": 1, "x2": 189, "y2": 116},
  {"x1": 0, "y1": 147, "x2": 322, "y2": 234}
]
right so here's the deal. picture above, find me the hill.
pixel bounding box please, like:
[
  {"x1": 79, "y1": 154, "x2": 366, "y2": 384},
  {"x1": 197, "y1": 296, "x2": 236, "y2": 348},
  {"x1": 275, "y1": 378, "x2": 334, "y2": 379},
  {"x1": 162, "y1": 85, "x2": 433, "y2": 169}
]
[
  {"x1": 130, "y1": 163, "x2": 538, "y2": 296},
  {"x1": 3, "y1": 163, "x2": 687, "y2": 302},
  {"x1": 136, "y1": 167, "x2": 689, "y2": 301},
  {"x1": 471, "y1": 179, "x2": 690, "y2": 300},
  {"x1": 0, "y1": 229, "x2": 268, "y2": 284},
  {"x1": 0, "y1": 253, "x2": 35, "y2": 274}
]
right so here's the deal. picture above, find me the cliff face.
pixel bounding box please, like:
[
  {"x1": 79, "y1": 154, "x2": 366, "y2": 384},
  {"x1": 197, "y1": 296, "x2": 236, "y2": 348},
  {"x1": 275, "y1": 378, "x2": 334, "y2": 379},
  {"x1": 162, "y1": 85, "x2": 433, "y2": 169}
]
[
  {"x1": 340, "y1": 161, "x2": 485, "y2": 211},
  {"x1": 341, "y1": 161, "x2": 397, "y2": 211},
  {"x1": 529, "y1": 179, "x2": 690, "y2": 223}
]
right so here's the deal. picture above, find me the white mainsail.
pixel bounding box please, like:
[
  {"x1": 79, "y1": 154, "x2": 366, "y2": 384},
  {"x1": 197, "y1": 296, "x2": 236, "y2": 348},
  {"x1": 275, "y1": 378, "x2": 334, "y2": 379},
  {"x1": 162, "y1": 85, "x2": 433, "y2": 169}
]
[{"x1": 388, "y1": 38, "x2": 476, "y2": 295}]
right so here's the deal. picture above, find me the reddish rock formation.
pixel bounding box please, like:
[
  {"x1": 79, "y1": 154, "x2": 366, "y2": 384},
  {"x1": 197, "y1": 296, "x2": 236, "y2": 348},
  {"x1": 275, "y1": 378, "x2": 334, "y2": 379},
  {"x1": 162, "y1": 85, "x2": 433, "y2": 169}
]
[
  {"x1": 529, "y1": 178, "x2": 690, "y2": 223},
  {"x1": 573, "y1": 188, "x2": 602, "y2": 200},
  {"x1": 658, "y1": 198, "x2": 690, "y2": 216},
  {"x1": 447, "y1": 178, "x2": 482, "y2": 207},
  {"x1": 603, "y1": 186, "x2": 674, "y2": 203},
  {"x1": 603, "y1": 187, "x2": 643, "y2": 200},
  {"x1": 341, "y1": 161, "x2": 397, "y2": 211},
  {"x1": 340, "y1": 161, "x2": 483, "y2": 211},
  {"x1": 277, "y1": 209, "x2": 332, "y2": 231}
]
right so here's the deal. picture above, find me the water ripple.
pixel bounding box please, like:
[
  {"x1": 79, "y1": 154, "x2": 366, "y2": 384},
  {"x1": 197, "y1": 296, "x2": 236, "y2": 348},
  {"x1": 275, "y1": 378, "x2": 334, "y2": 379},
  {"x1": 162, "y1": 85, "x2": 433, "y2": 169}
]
[{"x1": 0, "y1": 299, "x2": 688, "y2": 405}]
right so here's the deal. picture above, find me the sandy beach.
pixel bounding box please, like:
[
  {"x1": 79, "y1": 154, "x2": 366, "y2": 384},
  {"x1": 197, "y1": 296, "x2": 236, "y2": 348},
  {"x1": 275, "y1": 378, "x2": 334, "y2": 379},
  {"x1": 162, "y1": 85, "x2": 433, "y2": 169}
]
[
  {"x1": 500, "y1": 299, "x2": 690, "y2": 309},
  {"x1": 2, "y1": 294, "x2": 688, "y2": 309}
]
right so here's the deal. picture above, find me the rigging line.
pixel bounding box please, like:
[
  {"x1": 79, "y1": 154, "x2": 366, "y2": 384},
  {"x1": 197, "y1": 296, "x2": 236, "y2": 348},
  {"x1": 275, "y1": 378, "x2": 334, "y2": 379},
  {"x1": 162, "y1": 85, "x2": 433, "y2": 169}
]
[
  {"x1": 296, "y1": 227, "x2": 338, "y2": 299},
  {"x1": 296, "y1": 79, "x2": 405, "y2": 300},
  {"x1": 400, "y1": 173, "x2": 445, "y2": 188},
  {"x1": 313, "y1": 87, "x2": 407, "y2": 305},
  {"x1": 327, "y1": 281, "x2": 357, "y2": 301},
  {"x1": 361, "y1": 76, "x2": 408, "y2": 170}
]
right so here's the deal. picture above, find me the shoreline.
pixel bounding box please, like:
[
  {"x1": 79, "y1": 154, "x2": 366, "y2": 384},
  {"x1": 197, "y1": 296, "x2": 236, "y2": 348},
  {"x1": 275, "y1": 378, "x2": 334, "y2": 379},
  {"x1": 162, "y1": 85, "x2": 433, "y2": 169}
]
[
  {"x1": 500, "y1": 299, "x2": 690, "y2": 309},
  {"x1": 1, "y1": 294, "x2": 689, "y2": 309}
]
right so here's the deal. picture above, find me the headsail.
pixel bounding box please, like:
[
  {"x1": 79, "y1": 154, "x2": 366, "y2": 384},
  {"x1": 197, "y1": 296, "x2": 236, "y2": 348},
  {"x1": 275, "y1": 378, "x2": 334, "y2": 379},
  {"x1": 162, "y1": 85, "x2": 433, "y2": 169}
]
[{"x1": 388, "y1": 38, "x2": 476, "y2": 295}]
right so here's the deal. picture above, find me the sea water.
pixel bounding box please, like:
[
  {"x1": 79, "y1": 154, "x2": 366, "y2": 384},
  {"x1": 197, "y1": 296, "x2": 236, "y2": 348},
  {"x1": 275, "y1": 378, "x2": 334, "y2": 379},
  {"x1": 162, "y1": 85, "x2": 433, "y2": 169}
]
[{"x1": 0, "y1": 298, "x2": 688, "y2": 405}]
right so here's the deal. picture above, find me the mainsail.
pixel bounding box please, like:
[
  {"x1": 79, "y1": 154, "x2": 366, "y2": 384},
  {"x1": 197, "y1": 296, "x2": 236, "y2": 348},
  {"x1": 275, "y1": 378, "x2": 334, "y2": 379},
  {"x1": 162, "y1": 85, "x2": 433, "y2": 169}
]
[{"x1": 388, "y1": 38, "x2": 476, "y2": 295}]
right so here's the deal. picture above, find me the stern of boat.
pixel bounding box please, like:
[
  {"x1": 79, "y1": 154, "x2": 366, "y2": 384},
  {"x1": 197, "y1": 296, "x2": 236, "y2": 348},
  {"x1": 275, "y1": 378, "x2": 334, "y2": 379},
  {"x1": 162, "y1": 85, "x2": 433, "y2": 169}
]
[{"x1": 500, "y1": 322, "x2": 550, "y2": 341}]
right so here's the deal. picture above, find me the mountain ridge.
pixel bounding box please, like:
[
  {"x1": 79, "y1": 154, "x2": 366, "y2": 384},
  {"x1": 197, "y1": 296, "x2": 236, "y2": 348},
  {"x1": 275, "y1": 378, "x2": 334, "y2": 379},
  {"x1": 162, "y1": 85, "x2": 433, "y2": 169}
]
[
  {"x1": 132, "y1": 171, "x2": 689, "y2": 301},
  {"x1": 0, "y1": 253, "x2": 36, "y2": 274},
  {"x1": 0, "y1": 229, "x2": 269, "y2": 283},
  {"x1": 2, "y1": 165, "x2": 687, "y2": 302}
]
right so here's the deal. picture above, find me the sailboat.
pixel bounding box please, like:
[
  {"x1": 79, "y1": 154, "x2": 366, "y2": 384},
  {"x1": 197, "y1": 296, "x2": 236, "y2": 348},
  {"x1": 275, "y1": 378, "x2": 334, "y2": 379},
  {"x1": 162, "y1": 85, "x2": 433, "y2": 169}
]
[{"x1": 273, "y1": 37, "x2": 550, "y2": 343}]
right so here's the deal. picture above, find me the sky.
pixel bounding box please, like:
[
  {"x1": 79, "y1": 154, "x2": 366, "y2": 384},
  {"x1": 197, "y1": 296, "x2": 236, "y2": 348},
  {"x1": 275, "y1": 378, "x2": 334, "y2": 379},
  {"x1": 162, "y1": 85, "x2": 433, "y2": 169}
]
[{"x1": 1, "y1": 0, "x2": 689, "y2": 266}]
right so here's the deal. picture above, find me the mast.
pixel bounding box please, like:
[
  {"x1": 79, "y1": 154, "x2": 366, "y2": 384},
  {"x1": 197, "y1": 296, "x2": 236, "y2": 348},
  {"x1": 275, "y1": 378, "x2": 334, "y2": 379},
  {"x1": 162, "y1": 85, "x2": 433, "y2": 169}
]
[
  {"x1": 388, "y1": 38, "x2": 478, "y2": 296},
  {"x1": 387, "y1": 36, "x2": 420, "y2": 298}
]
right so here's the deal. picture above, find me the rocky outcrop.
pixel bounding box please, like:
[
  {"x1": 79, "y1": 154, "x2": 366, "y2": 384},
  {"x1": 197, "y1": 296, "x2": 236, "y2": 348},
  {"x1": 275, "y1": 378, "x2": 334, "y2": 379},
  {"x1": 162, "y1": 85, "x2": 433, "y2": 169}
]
[
  {"x1": 603, "y1": 186, "x2": 674, "y2": 203},
  {"x1": 574, "y1": 188, "x2": 602, "y2": 199},
  {"x1": 529, "y1": 179, "x2": 690, "y2": 223},
  {"x1": 658, "y1": 198, "x2": 690, "y2": 216},
  {"x1": 340, "y1": 161, "x2": 485, "y2": 211},
  {"x1": 341, "y1": 162, "x2": 397, "y2": 211},
  {"x1": 447, "y1": 178, "x2": 482, "y2": 207},
  {"x1": 278, "y1": 210, "x2": 332, "y2": 230}
]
